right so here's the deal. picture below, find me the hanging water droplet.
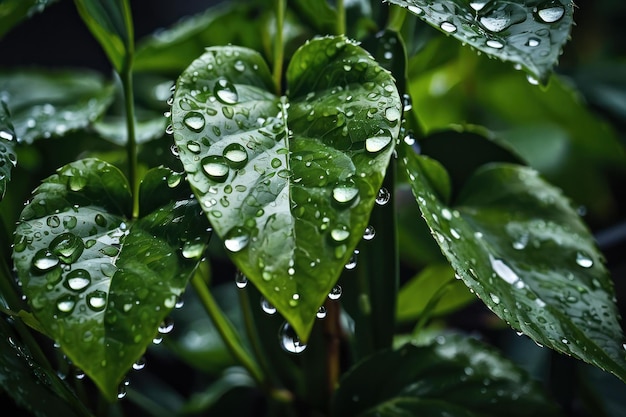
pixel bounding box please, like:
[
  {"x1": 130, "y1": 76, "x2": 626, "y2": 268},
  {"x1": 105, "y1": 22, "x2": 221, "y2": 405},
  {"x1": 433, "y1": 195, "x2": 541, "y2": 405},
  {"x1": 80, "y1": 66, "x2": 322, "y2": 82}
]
[
  {"x1": 260, "y1": 297, "x2": 277, "y2": 315},
  {"x1": 158, "y1": 317, "x2": 174, "y2": 334},
  {"x1": 32, "y1": 249, "x2": 60, "y2": 273},
  {"x1": 575, "y1": 252, "x2": 593, "y2": 268},
  {"x1": 375, "y1": 187, "x2": 391, "y2": 205},
  {"x1": 50, "y1": 232, "x2": 84, "y2": 264},
  {"x1": 165, "y1": 124, "x2": 174, "y2": 135},
  {"x1": 363, "y1": 225, "x2": 376, "y2": 240},
  {"x1": 332, "y1": 179, "x2": 359, "y2": 206},
  {"x1": 223, "y1": 227, "x2": 250, "y2": 252},
  {"x1": 201, "y1": 155, "x2": 229, "y2": 182},
  {"x1": 235, "y1": 270, "x2": 248, "y2": 289},
  {"x1": 223, "y1": 143, "x2": 248, "y2": 169},
  {"x1": 214, "y1": 78, "x2": 238, "y2": 104},
  {"x1": 345, "y1": 251, "x2": 358, "y2": 270},
  {"x1": 117, "y1": 385, "x2": 127, "y2": 399},
  {"x1": 132, "y1": 357, "x2": 146, "y2": 370},
  {"x1": 153, "y1": 336, "x2": 163, "y2": 345},
  {"x1": 402, "y1": 93, "x2": 413, "y2": 112},
  {"x1": 64, "y1": 269, "x2": 91, "y2": 292},
  {"x1": 170, "y1": 144, "x2": 179, "y2": 157},
  {"x1": 526, "y1": 74, "x2": 539, "y2": 85},
  {"x1": 86, "y1": 290, "x2": 107, "y2": 312},
  {"x1": 316, "y1": 306, "x2": 327, "y2": 319},
  {"x1": 440, "y1": 21, "x2": 457, "y2": 33},
  {"x1": 328, "y1": 285, "x2": 342, "y2": 300},
  {"x1": 278, "y1": 322, "x2": 307, "y2": 354},
  {"x1": 536, "y1": 1, "x2": 565, "y2": 23}
]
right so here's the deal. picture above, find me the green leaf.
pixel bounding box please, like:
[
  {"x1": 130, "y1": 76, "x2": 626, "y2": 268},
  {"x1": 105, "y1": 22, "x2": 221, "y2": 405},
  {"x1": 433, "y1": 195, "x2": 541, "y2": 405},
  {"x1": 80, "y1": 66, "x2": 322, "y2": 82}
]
[
  {"x1": 396, "y1": 263, "x2": 476, "y2": 323},
  {"x1": 398, "y1": 142, "x2": 626, "y2": 383},
  {"x1": 332, "y1": 333, "x2": 562, "y2": 417},
  {"x1": 171, "y1": 36, "x2": 401, "y2": 340},
  {"x1": 388, "y1": 0, "x2": 574, "y2": 84},
  {"x1": 0, "y1": 100, "x2": 17, "y2": 200},
  {"x1": 73, "y1": 0, "x2": 134, "y2": 73},
  {"x1": 0, "y1": 0, "x2": 57, "y2": 39},
  {"x1": 12, "y1": 159, "x2": 210, "y2": 401},
  {"x1": 0, "y1": 69, "x2": 114, "y2": 144}
]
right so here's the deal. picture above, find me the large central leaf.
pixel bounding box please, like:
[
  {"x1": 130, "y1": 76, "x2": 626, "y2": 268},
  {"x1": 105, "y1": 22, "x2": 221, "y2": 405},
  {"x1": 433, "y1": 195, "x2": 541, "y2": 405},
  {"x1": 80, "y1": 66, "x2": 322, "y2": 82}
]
[{"x1": 171, "y1": 36, "x2": 401, "y2": 340}]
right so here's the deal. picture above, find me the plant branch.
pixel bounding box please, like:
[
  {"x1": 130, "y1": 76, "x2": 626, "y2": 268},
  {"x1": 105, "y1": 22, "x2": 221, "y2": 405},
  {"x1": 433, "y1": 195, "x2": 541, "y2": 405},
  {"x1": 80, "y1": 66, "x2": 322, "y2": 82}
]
[
  {"x1": 272, "y1": 0, "x2": 286, "y2": 95},
  {"x1": 191, "y1": 271, "x2": 265, "y2": 386},
  {"x1": 336, "y1": 0, "x2": 346, "y2": 35}
]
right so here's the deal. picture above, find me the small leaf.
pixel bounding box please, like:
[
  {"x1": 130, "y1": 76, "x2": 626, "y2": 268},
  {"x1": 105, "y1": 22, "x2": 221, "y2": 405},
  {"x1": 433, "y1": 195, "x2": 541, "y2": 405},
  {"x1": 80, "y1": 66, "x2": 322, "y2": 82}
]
[
  {"x1": 387, "y1": 0, "x2": 574, "y2": 84},
  {"x1": 399, "y1": 142, "x2": 626, "y2": 383},
  {"x1": 332, "y1": 333, "x2": 562, "y2": 417},
  {"x1": 73, "y1": 0, "x2": 134, "y2": 73},
  {"x1": 0, "y1": 100, "x2": 17, "y2": 200},
  {"x1": 13, "y1": 159, "x2": 210, "y2": 400},
  {"x1": 171, "y1": 36, "x2": 401, "y2": 340},
  {"x1": 0, "y1": 69, "x2": 114, "y2": 144}
]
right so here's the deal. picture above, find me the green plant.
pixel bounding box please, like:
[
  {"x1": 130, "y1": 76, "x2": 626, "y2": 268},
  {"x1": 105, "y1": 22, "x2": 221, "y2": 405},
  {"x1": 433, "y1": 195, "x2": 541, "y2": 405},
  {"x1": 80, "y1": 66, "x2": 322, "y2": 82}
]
[{"x1": 1, "y1": 0, "x2": 626, "y2": 416}]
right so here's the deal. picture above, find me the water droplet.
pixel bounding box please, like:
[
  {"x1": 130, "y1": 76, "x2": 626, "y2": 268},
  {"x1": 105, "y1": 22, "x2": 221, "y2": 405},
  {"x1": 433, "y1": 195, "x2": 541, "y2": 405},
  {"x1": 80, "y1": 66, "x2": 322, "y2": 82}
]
[
  {"x1": 526, "y1": 37, "x2": 540, "y2": 47},
  {"x1": 365, "y1": 132, "x2": 392, "y2": 154},
  {"x1": 183, "y1": 112, "x2": 206, "y2": 132},
  {"x1": 407, "y1": 5, "x2": 423, "y2": 15},
  {"x1": 223, "y1": 227, "x2": 250, "y2": 252},
  {"x1": 330, "y1": 225, "x2": 350, "y2": 243},
  {"x1": 375, "y1": 187, "x2": 391, "y2": 205},
  {"x1": 234, "y1": 60, "x2": 245, "y2": 72},
  {"x1": 402, "y1": 93, "x2": 413, "y2": 112},
  {"x1": 536, "y1": 1, "x2": 565, "y2": 23},
  {"x1": 56, "y1": 294, "x2": 77, "y2": 314},
  {"x1": 470, "y1": 1, "x2": 487, "y2": 11},
  {"x1": 486, "y1": 39, "x2": 504, "y2": 49},
  {"x1": 117, "y1": 385, "x2": 127, "y2": 399},
  {"x1": 440, "y1": 21, "x2": 457, "y2": 33},
  {"x1": 328, "y1": 285, "x2": 342, "y2": 300},
  {"x1": 332, "y1": 180, "x2": 359, "y2": 206},
  {"x1": 181, "y1": 240, "x2": 204, "y2": 259},
  {"x1": 576, "y1": 252, "x2": 593, "y2": 268},
  {"x1": 165, "y1": 124, "x2": 174, "y2": 135},
  {"x1": 223, "y1": 143, "x2": 248, "y2": 169},
  {"x1": 158, "y1": 318, "x2": 174, "y2": 334},
  {"x1": 279, "y1": 322, "x2": 307, "y2": 354},
  {"x1": 384, "y1": 107, "x2": 401, "y2": 123},
  {"x1": 32, "y1": 249, "x2": 60, "y2": 273},
  {"x1": 46, "y1": 215, "x2": 60, "y2": 228},
  {"x1": 490, "y1": 293, "x2": 501, "y2": 304},
  {"x1": 132, "y1": 357, "x2": 146, "y2": 370},
  {"x1": 201, "y1": 155, "x2": 229, "y2": 182},
  {"x1": 235, "y1": 271, "x2": 248, "y2": 289},
  {"x1": 214, "y1": 78, "x2": 238, "y2": 104},
  {"x1": 526, "y1": 74, "x2": 539, "y2": 85},
  {"x1": 363, "y1": 225, "x2": 376, "y2": 240},
  {"x1": 490, "y1": 255, "x2": 520, "y2": 285},
  {"x1": 481, "y1": 15, "x2": 511, "y2": 33},
  {"x1": 260, "y1": 297, "x2": 277, "y2": 315},
  {"x1": 86, "y1": 290, "x2": 107, "y2": 312},
  {"x1": 345, "y1": 251, "x2": 358, "y2": 270},
  {"x1": 94, "y1": 213, "x2": 107, "y2": 227},
  {"x1": 64, "y1": 269, "x2": 91, "y2": 292},
  {"x1": 186, "y1": 140, "x2": 201, "y2": 154},
  {"x1": 50, "y1": 232, "x2": 84, "y2": 264}
]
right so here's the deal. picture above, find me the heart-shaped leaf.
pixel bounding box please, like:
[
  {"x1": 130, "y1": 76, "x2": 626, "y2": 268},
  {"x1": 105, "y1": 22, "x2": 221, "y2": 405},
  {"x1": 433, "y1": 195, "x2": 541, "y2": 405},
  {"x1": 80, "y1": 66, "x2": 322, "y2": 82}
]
[
  {"x1": 12, "y1": 159, "x2": 210, "y2": 400},
  {"x1": 171, "y1": 36, "x2": 401, "y2": 340},
  {"x1": 332, "y1": 333, "x2": 562, "y2": 417},
  {"x1": 387, "y1": 0, "x2": 574, "y2": 84},
  {"x1": 0, "y1": 69, "x2": 114, "y2": 144},
  {"x1": 0, "y1": 100, "x2": 17, "y2": 200},
  {"x1": 398, "y1": 142, "x2": 626, "y2": 382}
]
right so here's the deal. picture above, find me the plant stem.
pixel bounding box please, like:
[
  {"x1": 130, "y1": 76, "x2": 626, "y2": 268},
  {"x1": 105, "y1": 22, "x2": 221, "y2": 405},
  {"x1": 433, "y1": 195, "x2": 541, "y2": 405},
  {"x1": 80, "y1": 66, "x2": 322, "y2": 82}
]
[
  {"x1": 237, "y1": 286, "x2": 273, "y2": 382},
  {"x1": 336, "y1": 0, "x2": 346, "y2": 35},
  {"x1": 191, "y1": 272, "x2": 265, "y2": 386},
  {"x1": 273, "y1": 0, "x2": 286, "y2": 95},
  {"x1": 324, "y1": 300, "x2": 341, "y2": 403},
  {"x1": 121, "y1": 66, "x2": 139, "y2": 219}
]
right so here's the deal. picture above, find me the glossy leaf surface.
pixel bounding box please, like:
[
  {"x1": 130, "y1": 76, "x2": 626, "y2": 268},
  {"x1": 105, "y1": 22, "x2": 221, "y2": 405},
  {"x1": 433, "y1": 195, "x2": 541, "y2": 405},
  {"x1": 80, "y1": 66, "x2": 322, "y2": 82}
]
[
  {"x1": 332, "y1": 334, "x2": 561, "y2": 417},
  {"x1": 12, "y1": 159, "x2": 210, "y2": 400},
  {"x1": 388, "y1": 0, "x2": 574, "y2": 83},
  {"x1": 171, "y1": 36, "x2": 401, "y2": 339},
  {"x1": 74, "y1": 0, "x2": 134, "y2": 73},
  {"x1": 0, "y1": 69, "x2": 114, "y2": 144},
  {"x1": 399, "y1": 142, "x2": 626, "y2": 382},
  {"x1": 0, "y1": 100, "x2": 17, "y2": 200}
]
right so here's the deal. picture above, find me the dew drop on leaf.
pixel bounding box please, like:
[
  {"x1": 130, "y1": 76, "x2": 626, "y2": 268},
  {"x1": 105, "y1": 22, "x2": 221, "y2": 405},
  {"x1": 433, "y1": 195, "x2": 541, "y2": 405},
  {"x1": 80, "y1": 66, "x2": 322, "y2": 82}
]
[
  {"x1": 470, "y1": 1, "x2": 487, "y2": 11},
  {"x1": 56, "y1": 294, "x2": 77, "y2": 315},
  {"x1": 345, "y1": 251, "x2": 358, "y2": 270},
  {"x1": 375, "y1": 187, "x2": 391, "y2": 206},
  {"x1": 260, "y1": 297, "x2": 277, "y2": 315},
  {"x1": 330, "y1": 225, "x2": 350, "y2": 243},
  {"x1": 332, "y1": 179, "x2": 359, "y2": 206},
  {"x1": 440, "y1": 21, "x2": 457, "y2": 33},
  {"x1": 214, "y1": 78, "x2": 238, "y2": 104},
  {"x1": 186, "y1": 140, "x2": 201, "y2": 154},
  {"x1": 64, "y1": 269, "x2": 91, "y2": 292},
  {"x1": 363, "y1": 225, "x2": 376, "y2": 240},
  {"x1": 50, "y1": 232, "x2": 84, "y2": 264},
  {"x1": 279, "y1": 322, "x2": 307, "y2": 354},
  {"x1": 201, "y1": 155, "x2": 230, "y2": 182},
  {"x1": 46, "y1": 215, "x2": 60, "y2": 228},
  {"x1": 158, "y1": 317, "x2": 174, "y2": 334},
  {"x1": 536, "y1": 1, "x2": 565, "y2": 23},
  {"x1": 575, "y1": 252, "x2": 593, "y2": 268},
  {"x1": 486, "y1": 39, "x2": 505, "y2": 49},
  {"x1": 316, "y1": 306, "x2": 327, "y2": 319},
  {"x1": 86, "y1": 290, "x2": 107, "y2": 312},
  {"x1": 223, "y1": 227, "x2": 250, "y2": 252},
  {"x1": 132, "y1": 357, "x2": 146, "y2": 371},
  {"x1": 407, "y1": 5, "x2": 423, "y2": 15},
  {"x1": 32, "y1": 249, "x2": 60, "y2": 273}
]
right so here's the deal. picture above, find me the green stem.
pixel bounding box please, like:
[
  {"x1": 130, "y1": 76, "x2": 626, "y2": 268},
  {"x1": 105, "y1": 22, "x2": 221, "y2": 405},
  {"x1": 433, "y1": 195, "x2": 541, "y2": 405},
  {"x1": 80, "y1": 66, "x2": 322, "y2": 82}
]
[
  {"x1": 237, "y1": 287, "x2": 273, "y2": 382},
  {"x1": 387, "y1": 4, "x2": 407, "y2": 32},
  {"x1": 336, "y1": 0, "x2": 346, "y2": 35},
  {"x1": 272, "y1": 0, "x2": 286, "y2": 95},
  {"x1": 191, "y1": 272, "x2": 265, "y2": 386},
  {"x1": 121, "y1": 65, "x2": 139, "y2": 219}
]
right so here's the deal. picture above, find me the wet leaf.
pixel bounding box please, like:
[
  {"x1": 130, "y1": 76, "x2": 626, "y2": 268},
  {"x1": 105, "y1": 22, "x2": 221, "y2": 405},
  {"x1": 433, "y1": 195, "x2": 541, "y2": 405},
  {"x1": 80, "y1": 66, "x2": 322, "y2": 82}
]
[
  {"x1": 12, "y1": 159, "x2": 210, "y2": 400},
  {"x1": 0, "y1": 0, "x2": 57, "y2": 39},
  {"x1": 171, "y1": 36, "x2": 401, "y2": 340},
  {"x1": 0, "y1": 69, "x2": 114, "y2": 144},
  {"x1": 399, "y1": 142, "x2": 626, "y2": 383},
  {"x1": 0, "y1": 100, "x2": 17, "y2": 200},
  {"x1": 388, "y1": 0, "x2": 574, "y2": 84},
  {"x1": 74, "y1": 0, "x2": 134, "y2": 73},
  {"x1": 332, "y1": 333, "x2": 562, "y2": 417}
]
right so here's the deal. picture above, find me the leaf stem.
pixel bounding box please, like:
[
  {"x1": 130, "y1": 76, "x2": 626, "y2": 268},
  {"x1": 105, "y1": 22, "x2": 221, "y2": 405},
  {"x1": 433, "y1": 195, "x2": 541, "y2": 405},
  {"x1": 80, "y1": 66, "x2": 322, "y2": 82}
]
[
  {"x1": 237, "y1": 285, "x2": 273, "y2": 382},
  {"x1": 336, "y1": 0, "x2": 346, "y2": 35},
  {"x1": 121, "y1": 66, "x2": 139, "y2": 219},
  {"x1": 272, "y1": 0, "x2": 286, "y2": 95},
  {"x1": 191, "y1": 271, "x2": 265, "y2": 386}
]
